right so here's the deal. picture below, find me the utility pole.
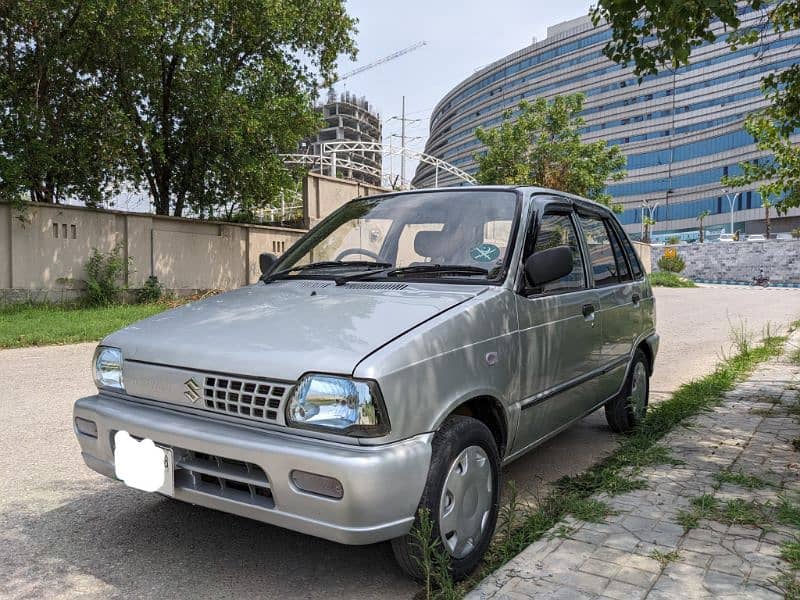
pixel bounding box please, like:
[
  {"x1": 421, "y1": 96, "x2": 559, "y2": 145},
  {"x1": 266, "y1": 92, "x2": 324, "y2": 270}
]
[
  {"x1": 388, "y1": 99, "x2": 422, "y2": 189},
  {"x1": 401, "y1": 96, "x2": 406, "y2": 188}
]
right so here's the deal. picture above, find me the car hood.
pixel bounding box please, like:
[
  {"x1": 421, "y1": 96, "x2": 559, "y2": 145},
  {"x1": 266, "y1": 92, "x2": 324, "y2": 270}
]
[{"x1": 105, "y1": 280, "x2": 485, "y2": 381}]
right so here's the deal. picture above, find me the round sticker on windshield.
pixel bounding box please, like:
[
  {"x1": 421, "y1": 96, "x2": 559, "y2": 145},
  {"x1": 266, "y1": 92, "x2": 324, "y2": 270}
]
[{"x1": 470, "y1": 243, "x2": 500, "y2": 263}]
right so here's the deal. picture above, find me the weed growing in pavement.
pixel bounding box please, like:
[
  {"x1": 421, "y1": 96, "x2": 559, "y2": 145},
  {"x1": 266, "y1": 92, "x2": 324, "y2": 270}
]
[
  {"x1": 782, "y1": 541, "x2": 800, "y2": 569},
  {"x1": 775, "y1": 572, "x2": 800, "y2": 600},
  {"x1": 778, "y1": 498, "x2": 800, "y2": 528},
  {"x1": 568, "y1": 498, "x2": 616, "y2": 523},
  {"x1": 680, "y1": 495, "x2": 775, "y2": 529},
  {"x1": 649, "y1": 549, "x2": 680, "y2": 568},
  {"x1": 713, "y1": 469, "x2": 771, "y2": 490},
  {"x1": 751, "y1": 407, "x2": 777, "y2": 417},
  {"x1": 409, "y1": 509, "x2": 458, "y2": 600},
  {"x1": 676, "y1": 509, "x2": 699, "y2": 531}
]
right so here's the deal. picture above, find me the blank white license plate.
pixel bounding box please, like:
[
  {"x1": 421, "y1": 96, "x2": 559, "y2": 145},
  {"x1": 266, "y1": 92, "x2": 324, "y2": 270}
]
[{"x1": 114, "y1": 430, "x2": 174, "y2": 495}]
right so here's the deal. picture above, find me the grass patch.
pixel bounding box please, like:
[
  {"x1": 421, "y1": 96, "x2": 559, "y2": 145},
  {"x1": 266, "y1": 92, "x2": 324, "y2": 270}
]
[
  {"x1": 648, "y1": 271, "x2": 697, "y2": 288},
  {"x1": 714, "y1": 469, "x2": 771, "y2": 490},
  {"x1": 775, "y1": 573, "x2": 800, "y2": 600},
  {"x1": 414, "y1": 334, "x2": 786, "y2": 599},
  {"x1": 782, "y1": 541, "x2": 800, "y2": 569},
  {"x1": 0, "y1": 302, "x2": 174, "y2": 348},
  {"x1": 649, "y1": 549, "x2": 680, "y2": 568},
  {"x1": 569, "y1": 498, "x2": 615, "y2": 523},
  {"x1": 680, "y1": 495, "x2": 776, "y2": 529},
  {"x1": 778, "y1": 498, "x2": 800, "y2": 529}
]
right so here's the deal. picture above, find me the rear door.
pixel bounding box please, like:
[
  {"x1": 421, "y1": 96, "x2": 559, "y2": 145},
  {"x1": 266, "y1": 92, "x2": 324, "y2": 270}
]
[
  {"x1": 575, "y1": 212, "x2": 638, "y2": 401},
  {"x1": 512, "y1": 207, "x2": 604, "y2": 454}
]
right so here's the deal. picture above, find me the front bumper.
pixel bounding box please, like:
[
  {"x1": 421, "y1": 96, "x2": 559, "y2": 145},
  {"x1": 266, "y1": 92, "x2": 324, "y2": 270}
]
[{"x1": 73, "y1": 394, "x2": 432, "y2": 545}]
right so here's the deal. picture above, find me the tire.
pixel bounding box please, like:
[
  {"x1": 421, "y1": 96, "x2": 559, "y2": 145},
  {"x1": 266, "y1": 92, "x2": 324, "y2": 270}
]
[
  {"x1": 605, "y1": 349, "x2": 650, "y2": 433},
  {"x1": 391, "y1": 416, "x2": 500, "y2": 582}
]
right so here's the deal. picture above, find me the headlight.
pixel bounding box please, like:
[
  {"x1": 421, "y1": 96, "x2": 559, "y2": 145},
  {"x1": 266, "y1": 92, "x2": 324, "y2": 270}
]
[
  {"x1": 93, "y1": 346, "x2": 124, "y2": 390},
  {"x1": 286, "y1": 374, "x2": 389, "y2": 437}
]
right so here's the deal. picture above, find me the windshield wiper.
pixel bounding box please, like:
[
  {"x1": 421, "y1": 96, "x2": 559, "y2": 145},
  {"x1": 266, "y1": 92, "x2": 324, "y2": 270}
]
[
  {"x1": 264, "y1": 260, "x2": 392, "y2": 282},
  {"x1": 385, "y1": 264, "x2": 490, "y2": 278}
]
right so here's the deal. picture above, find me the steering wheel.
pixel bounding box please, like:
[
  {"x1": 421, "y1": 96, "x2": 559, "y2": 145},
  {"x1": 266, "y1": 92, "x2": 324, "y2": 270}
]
[{"x1": 334, "y1": 248, "x2": 381, "y2": 262}]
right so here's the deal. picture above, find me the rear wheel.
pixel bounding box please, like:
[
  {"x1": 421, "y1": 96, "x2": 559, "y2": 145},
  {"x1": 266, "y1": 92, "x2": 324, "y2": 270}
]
[
  {"x1": 605, "y1": 349, "x2": 649, "y2": 433},
  {"x1": 391, "y1": 416, "x2": 500, "y2": 582}
]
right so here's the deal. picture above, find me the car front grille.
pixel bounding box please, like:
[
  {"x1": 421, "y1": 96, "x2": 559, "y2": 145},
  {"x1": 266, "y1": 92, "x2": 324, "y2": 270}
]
[
  {"x1": 174, "y1": 449, "x2": 274, "y2": 508},
  {"x1": 202, "y1": 375, "x2": 292, "y2": 425}
]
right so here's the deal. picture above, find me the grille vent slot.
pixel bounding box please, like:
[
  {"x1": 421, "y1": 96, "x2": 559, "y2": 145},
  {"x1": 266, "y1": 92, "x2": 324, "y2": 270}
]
[
  {"x1": 174, "y1": 450, "x2": 273, "y2": 508},
  {"x1": 203, "y1": 375, "x2": 290, "y2": 423},
  {"x1": 343, "y1": 282, "x2": 408, "y2": 290},
  {"x1": 277, "y1": 280, "x2": 332, "y2": 288}
]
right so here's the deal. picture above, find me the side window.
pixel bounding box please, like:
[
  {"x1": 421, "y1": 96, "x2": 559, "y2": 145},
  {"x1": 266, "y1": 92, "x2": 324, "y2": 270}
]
[
  {"x1": 615, "y1": 225, "x2": 644, "y2": 279},
  {"x1": 605, "y1": 220, "x2": 631, "y2": 282},
  {"x1": 577, "y1": 214, "x2": 620, "y2": 287},
  {"x1": 528, "y1": 213, "x2": 585, "y2": 295}
]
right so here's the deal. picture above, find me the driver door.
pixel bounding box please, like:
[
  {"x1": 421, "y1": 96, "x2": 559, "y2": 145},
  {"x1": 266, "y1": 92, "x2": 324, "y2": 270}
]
[{"x1": 511, "y1": 209, "x2": 604, "y2": 454}]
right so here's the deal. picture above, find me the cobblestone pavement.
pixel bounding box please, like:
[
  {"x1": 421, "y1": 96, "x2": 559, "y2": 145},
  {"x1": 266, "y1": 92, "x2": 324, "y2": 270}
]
[{"x1": 469, "y1": 330, "x2": 800, "y2": 600}]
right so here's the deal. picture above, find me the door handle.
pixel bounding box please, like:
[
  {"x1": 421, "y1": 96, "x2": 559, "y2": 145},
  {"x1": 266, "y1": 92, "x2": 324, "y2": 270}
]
[
  {"x1": 582, "y1": 303, "x2": 595, "y2": 322},
  {"x1": 632, "y1": 294, "x2": 641, "y2": 306}
]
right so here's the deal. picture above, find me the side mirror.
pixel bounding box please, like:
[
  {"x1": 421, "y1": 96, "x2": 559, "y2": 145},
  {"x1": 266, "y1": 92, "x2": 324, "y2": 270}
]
[
  {"x1": 259, "y1": 252, "x2": 278, "y2": 276},
  {"x1": 524, "y1": 245, "x2": 573, "y2": 286}
]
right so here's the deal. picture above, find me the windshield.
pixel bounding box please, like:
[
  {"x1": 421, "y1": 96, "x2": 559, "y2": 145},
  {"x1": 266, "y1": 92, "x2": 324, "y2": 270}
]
[{"x1": 271, "y1": 190, "x2": 520, "y2": 283}]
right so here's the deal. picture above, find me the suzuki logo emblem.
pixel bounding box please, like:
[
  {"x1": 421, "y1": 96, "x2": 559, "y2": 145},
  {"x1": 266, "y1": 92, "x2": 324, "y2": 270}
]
[{"x1": 184, "y1": 378, "x2": 201, "y2": 403}]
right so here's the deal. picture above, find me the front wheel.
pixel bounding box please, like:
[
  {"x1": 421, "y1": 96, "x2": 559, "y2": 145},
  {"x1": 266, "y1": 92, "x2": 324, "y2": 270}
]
[
  {"x1": 605, "y1": 349, "x2": 650, "y2": 433},
  {"x1": 391, "y1": 416, "x2": 500, "y2": 582}
]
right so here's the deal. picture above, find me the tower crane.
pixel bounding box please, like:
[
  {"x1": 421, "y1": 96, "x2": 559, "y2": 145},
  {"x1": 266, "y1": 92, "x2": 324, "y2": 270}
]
[{"x1": 337, "y1": 41, "x2": 427, "y2": 81}]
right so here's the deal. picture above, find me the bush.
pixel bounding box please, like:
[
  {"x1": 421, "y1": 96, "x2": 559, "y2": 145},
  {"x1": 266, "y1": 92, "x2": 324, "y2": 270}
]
[
  {"x1": 792, "y1": 228, "x2": 800, "y2": 239},
  {"x1": 84, "y1": 243, "x2": 130, "y2": 306},
  {"x1": 648, "y1": 271, "x2": 697, "y2": 288},
  {"x1": 657, "y1": 253, "x2": 686, "y2": 273},
  {"x1": 136, "y1": 276, "x2": 163, "y2": 304},
  {"x1": 667, "y1": 235, "x2": 681, "y2": 245}
]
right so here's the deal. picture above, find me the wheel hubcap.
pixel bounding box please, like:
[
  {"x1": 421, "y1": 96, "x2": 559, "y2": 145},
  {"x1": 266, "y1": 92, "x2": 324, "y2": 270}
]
[
  {"x1": 629, "y1": 362, "x2": 648, "y2": 420},
  {"x1": 439, "y1": 445, "x2": 493, "y2": 559}
]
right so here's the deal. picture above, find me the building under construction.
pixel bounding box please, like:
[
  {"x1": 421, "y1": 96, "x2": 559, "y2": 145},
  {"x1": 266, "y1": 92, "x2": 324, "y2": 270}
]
[{"x1": 302, "y1": 91, "x2": 382, "y2": 186}]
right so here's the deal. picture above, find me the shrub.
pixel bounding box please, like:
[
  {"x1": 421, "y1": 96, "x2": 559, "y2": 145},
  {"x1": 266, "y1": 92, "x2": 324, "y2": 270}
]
[
  {"x1": 667, "y1": 235, "x2": 681, "y2": 245},
  {"x1": 84, "y1": 243, "x2": 130, "y2": 306},
  {"x1": 657, "y1": 253, "x2": 686, "y2": 273},
  {"x1": 136, "y1": 276, "x2": 163, "y2": 304},
  {"x1": 792, "y1": 228, "x2": 800, "y2": 239},
  {"x1": 648, "y1": 272, "x2": 697, "y2": 288}
]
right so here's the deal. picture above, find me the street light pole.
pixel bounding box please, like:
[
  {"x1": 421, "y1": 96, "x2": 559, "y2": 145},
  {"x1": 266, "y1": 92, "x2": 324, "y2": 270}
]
[{"x1": 724, "y1": 191, "x2": 740, "y2": 234}]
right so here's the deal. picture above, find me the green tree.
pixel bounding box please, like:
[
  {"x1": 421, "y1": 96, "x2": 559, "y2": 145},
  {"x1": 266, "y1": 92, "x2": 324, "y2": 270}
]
[
  {"x1": 696, "y1": 209, "x2": 710, "y2": 243},
  {"x1": 0, "y1": 0, "x2": 357, "y2": 216},
  {"x1": 642, "y1": 216, "x2": 656, "y2": 243},
  {"x1": 473, "y1": 95, "x2": 626, "y2": 208},
  {"x1": 592, "y1": 0, "x2": 800, "y2": 210}
]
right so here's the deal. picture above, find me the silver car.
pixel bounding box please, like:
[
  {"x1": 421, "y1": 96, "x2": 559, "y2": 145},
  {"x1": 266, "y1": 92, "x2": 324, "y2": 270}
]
[{"x1": 74, "y1": 187, "x2": 657, "y2": 580}]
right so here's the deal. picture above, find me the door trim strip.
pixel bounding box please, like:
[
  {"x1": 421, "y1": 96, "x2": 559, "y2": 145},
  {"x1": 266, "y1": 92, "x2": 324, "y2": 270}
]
[{"x1": 519, "y1": 355, "x2": 630, "y2": 411}]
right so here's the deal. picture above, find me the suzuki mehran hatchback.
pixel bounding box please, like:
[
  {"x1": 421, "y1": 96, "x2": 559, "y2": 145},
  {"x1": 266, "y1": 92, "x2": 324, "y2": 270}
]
[{"x1": 74, "y1": 187, "x2": 657, "y2": 580}]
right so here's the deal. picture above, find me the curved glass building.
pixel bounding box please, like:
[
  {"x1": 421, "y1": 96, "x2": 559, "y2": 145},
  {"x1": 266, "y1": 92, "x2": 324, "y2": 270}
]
[{"x1": 413, "y1": 13, "x2": 800, "y2": 240}]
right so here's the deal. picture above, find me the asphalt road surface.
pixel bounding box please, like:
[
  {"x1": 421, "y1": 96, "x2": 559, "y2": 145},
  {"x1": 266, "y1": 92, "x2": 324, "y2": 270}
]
[{"x1": 2, "y1": 286, "x2": 799, "y2": 599}]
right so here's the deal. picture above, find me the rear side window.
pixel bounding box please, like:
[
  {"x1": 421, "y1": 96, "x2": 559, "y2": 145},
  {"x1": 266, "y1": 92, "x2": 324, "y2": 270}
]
[
  {"x1": 614, "y1": 225, "x2": 644, "y2": 278},
  {"x1": 577, "y1": 214, "x2": 620, "y2": 287},
  {"x1": 605, "y1": 221, "x2": 631, "y2": 282},
  {"x1": 528, "y1": 213, "x2": 585, "y2": 295}
]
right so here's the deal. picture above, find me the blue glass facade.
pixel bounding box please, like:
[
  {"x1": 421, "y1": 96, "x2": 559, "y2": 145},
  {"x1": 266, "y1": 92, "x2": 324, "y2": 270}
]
[{"x1": 414, "y1": 12, "x2": 800, "y2": 237}]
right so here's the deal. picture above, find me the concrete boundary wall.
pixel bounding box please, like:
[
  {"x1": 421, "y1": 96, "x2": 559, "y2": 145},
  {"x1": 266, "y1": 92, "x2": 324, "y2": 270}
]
[
  {"x1": 650, "y1": 240, "x2": 800, "y2": 285},
  {"x1": 0, "y1": 173, "x2": 388, "y2": 302}
]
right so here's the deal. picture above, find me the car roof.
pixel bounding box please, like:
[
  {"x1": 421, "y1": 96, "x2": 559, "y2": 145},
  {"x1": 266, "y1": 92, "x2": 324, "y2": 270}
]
[{"x1": 362, "y1": 185, "x2": 617, "y2": 216}]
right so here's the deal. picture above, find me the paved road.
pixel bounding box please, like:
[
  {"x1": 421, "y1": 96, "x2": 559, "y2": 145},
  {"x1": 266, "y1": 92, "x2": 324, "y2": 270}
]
[{"x1": 1, "y1": 286, "x2": 799, "y2": 599}]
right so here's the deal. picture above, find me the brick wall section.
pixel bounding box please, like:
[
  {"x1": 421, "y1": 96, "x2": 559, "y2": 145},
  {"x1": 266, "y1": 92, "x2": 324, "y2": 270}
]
[{"x1": 650, "y1": 240, "x2": 800, "y2": 285}]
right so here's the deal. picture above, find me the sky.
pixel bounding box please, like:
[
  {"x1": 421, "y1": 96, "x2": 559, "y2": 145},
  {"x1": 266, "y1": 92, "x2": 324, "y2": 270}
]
[{"x1": 340, "y1": 0, "x2": 594, "y2": 185}]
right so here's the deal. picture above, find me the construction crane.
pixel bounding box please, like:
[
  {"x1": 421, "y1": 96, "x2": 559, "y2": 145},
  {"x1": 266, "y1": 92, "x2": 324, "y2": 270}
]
[{"x1": 337, "y1": 41, "x2": 426, "y2": 81}]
